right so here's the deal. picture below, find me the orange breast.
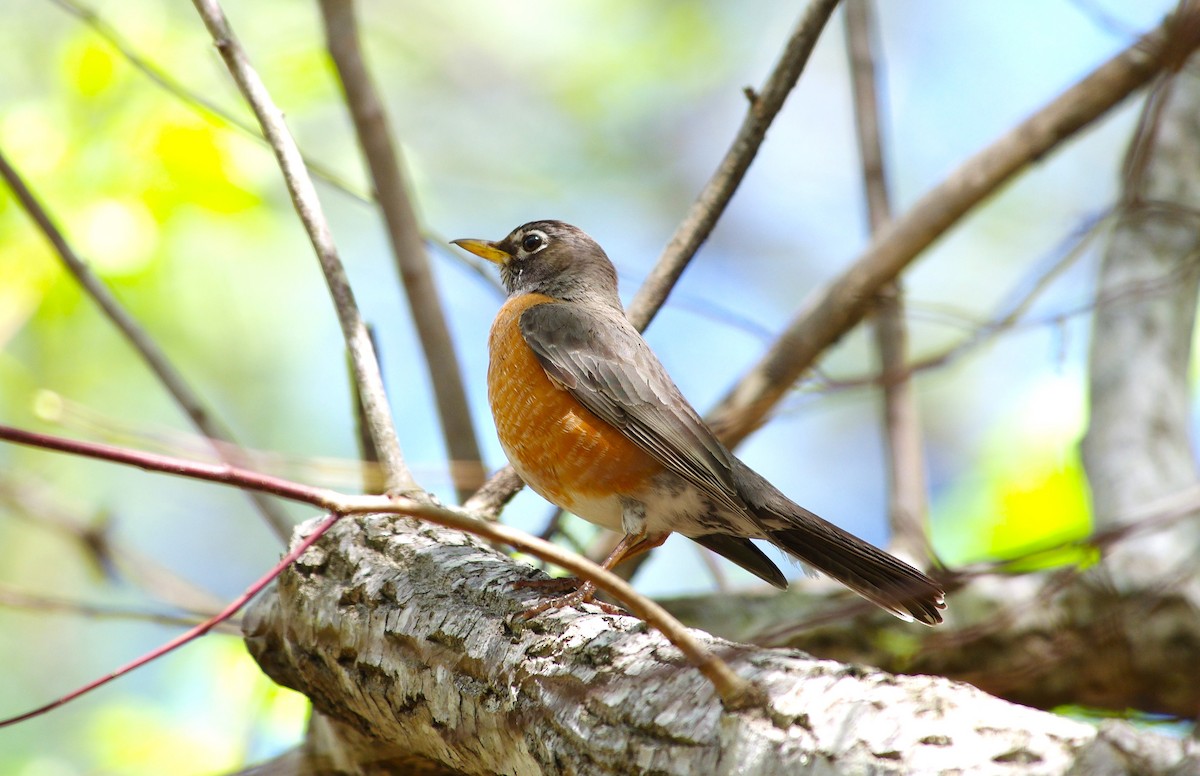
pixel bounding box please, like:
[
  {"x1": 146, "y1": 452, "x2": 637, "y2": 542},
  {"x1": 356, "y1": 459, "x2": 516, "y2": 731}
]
[{"x1": 487, "y1": 294, "x2": 663, "y2": 517}]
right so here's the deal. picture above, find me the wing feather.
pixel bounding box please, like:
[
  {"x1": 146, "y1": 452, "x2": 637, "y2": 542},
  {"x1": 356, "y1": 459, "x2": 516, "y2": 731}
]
[{"x1": 519, "y1": 303, "x2": 744, "y2": 513}]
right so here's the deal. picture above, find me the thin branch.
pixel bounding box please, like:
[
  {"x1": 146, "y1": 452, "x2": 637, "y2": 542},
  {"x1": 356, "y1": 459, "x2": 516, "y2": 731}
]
[
  {"x1": 462, "y1": 466, "x2": 525, "y2": 520},
  {"x1": 318, "y1": 0, "x2": 485, "y2": 502},
  {"x1": 799, "y1": 206, "x2": 1194, "y2": 400},
  {"x1": 349, "y1": 324, "x2": 383, "y2": 487},
  {"x1": 0, "y1": 147, "x2": 294, "y2": 543},
  {"x1": 0, "y1": 424, "x2": 759, "y2": 714},
  {"x1": 0, "y1": 473, "x2": 226, "y2": 615},
  {"x1": 0, "y1": 510, "x2": 343, "y2": 727},
  {"x1": 188, "y1": 0, "x2": 412, "y2": 494},
  {"x1": 845, "y1": 0, "x2": 892, "y2": 238},
  {"x1": 49, "y1": 0, "x2": 524, "y2": 286},
  {"x1": 1065, "y1": 0, "x2": 1143, "y2": 37},
  {"x1": 625, "y1": 0, "x2": 841, "y2": 330},
  {"x1": 844, "y1": 0, "x2": 931, "y2": 560},
  {"x1": 0, "y1": 584, "x2": 239, "y2": 634},
  {"x1": 708, "y1": 7, "x2": 1200, "y2": 445}
]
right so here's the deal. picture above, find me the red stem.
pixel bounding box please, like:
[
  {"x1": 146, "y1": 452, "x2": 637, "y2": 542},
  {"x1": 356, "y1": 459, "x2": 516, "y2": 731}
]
[{"x1": 0, "y1": 511, "x2": 341, "y2": 727}]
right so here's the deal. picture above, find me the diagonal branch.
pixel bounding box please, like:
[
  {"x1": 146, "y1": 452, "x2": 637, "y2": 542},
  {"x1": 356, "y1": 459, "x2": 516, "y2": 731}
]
[
  {"x1": 318, "y1": 0, "x2": 485, "y2": 503},
  {"x1": 625, "y1": 0, "x2": 842, "y2": 330},
  {"x1": 709, "y1": 7, "x2": 1200, "y2": 446},
  {"x1": 189, "y1": 0, "x2": 413, "y2": 493},
  {"x1": 0, "y1": 509, "x2": 342, "y2": 728},
  {"x1": 0, "y1": 148, "x2": 294, "y2": 542}
]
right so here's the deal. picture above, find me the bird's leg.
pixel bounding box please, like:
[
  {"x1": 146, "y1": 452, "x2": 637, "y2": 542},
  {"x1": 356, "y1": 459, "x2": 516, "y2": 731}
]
[{"x1": 514, "y1": 531, "x2": 669, "y2": 619}]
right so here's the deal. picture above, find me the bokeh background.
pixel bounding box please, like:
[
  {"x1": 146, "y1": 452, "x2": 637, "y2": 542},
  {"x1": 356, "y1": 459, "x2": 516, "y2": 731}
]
[{"x1": 0, "y1": 0, "x2": 1179, "y2": 772}]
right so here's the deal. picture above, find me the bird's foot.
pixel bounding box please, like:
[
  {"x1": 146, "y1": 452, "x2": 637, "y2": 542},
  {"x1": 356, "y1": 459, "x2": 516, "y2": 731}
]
[{"x1": 512, "y1": 577, "x2": 624, "y2": 619}]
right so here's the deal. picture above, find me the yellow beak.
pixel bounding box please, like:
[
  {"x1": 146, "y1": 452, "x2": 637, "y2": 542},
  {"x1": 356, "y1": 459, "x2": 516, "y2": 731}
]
[{"x1": 450, "y1": 238, "x2": 511, "y2": 265}]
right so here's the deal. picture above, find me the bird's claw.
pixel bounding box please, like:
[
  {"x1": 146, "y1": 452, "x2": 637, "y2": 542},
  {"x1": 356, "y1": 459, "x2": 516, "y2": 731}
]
[{"x1": 512, "y1": 577, "x2": 625, "y2": 619}]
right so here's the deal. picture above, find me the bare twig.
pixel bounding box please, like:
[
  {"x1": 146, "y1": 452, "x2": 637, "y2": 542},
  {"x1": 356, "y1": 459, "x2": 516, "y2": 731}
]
[
  {"x1": 625, "y1": 0, "x2": 841, "y2": 330},
  {"x1": 808, "y1": 220, "x2": 1198, "y2": 402},
  {"x1": 189, "y1": 0, "x2": 412, "y2": 493},
  {"x1": 0, "y1": 509, "x2": 343, "y2": 727},
  {"x1": 0, "y1": 473, "x2": 226, "y2": 615},
  {"x1": 349, "y1": 324, "x2": 383, "y2": 483},
  {"x1": 0, "y1": 424, "x2": 758, "y2": 715},
  {"x1": 0, "y1": 147, "x2": 294, "y2": 542},
  {"x1": 709, "y1": 8, "x2": 1200, "y2": 445},
  {"x1": 0, "y1": 584, "x2": 238, "y2": 633},
  {"x1": 844, "y1": 0, "x2": 931, "y2": 561},
  {"x1": 1065, "y1": 0, "x2": 1142, "y2": 37},
  {"x1": 462, "y1": 466, "x2": 525, "y2": 520},
  {"x1": 318, "y1": 0, "x2": 485, "y2": 502}
]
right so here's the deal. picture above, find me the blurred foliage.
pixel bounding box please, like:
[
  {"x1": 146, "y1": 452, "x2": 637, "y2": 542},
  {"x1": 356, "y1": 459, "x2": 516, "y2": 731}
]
[
  {"x1": 0, "y1": 0, "x2": 1178, "y2": 771},
  {"x1": 934, "y1": 375, "x2": 1094, "y2": 568}
]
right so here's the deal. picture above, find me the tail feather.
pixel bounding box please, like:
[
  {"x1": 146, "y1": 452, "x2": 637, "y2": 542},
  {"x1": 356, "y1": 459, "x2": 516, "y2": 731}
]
[
  {"x1": 690, "y1": 533, "x2": 788, "y2": 590},
  {"x1": 768, "y1": 520, "x2": 945, "y2": 625},
  {"x1": 730, "y1": 459, "x2": 945, "y2": 624}
]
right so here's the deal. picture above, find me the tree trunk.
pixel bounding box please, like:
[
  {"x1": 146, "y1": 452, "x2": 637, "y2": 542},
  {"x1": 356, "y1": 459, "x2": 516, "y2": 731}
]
[{"x1": 1081, "y1": 61, "x2": 1200, "y2": 582}]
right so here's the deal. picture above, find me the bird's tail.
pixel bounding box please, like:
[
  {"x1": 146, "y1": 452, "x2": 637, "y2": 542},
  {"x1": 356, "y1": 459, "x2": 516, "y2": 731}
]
[
  {"x1": 765, "y1": 513, "x2": 945, "y2": 625},
  {"x1": 730, "y1": 458, "x2": 945, "y2": 624}
]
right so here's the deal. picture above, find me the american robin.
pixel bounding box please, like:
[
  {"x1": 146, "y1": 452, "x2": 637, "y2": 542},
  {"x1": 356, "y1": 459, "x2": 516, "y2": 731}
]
[{"x1": 452, "y1": 220, "x2": 945, "y2": 624}]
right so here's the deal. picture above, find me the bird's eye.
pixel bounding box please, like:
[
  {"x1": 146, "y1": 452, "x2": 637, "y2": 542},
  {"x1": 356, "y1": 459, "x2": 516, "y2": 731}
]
[{"x1": 521, "y1": 233, "x2": 545, "y2": 252}]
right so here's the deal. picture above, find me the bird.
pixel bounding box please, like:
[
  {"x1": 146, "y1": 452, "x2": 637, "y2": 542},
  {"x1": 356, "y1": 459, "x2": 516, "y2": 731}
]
[{"x1": 452, "y1": 220, "x2": 945, "y2": 625}]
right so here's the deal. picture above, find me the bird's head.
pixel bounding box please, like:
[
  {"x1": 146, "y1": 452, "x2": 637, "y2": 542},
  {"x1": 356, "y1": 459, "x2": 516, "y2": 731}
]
[{"x1": 452, "y1": 220, "x2": 621, "y2": 306}]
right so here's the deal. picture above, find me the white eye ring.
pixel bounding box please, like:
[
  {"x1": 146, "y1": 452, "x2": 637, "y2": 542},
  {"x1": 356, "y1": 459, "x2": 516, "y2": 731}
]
[{"x1": 519, "y1": 230, "x2": 549, "y2": 254}]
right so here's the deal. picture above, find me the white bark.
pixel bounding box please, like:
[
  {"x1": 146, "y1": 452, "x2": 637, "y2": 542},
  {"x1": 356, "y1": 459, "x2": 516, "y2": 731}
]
[
  {"x1": 1081, "y1": 63, "x2": 1200, "y2": 581},
  {"x1": 240, "y1": 515, "x2": 1197, "y2": 775}
]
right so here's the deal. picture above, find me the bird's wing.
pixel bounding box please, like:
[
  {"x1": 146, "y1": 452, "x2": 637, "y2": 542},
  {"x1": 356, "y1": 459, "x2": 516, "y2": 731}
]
[{"x1": 519, "y1": 302, "x2": 745, "y2": 513}]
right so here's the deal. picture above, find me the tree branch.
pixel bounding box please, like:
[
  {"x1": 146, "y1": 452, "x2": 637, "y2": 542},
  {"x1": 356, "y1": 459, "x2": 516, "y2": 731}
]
[
  {"x1": 625, "y1": 0, "x2": 842, "y2": 330},
  {"x1": 189, "y1": 0, "x2": 413, "y2": 493},
  {"x1": 0, "y1": 147, "x2": 294, "y2": 542},
  {"x1": 318, "y1": 0, "x2": 485, "y2": 502},
  {"x1": 241, "y1": 513, "x2": 1199, "y2": 774},
  {"x1": 709, "y1": 6, "x2": 1200, "y2": 445}
]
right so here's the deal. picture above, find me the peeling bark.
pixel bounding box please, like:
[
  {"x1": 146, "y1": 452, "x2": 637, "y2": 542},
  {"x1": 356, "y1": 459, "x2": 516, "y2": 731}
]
[{"x1": 239, "y1": 516, "x2": 1197, "y2": 775}]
